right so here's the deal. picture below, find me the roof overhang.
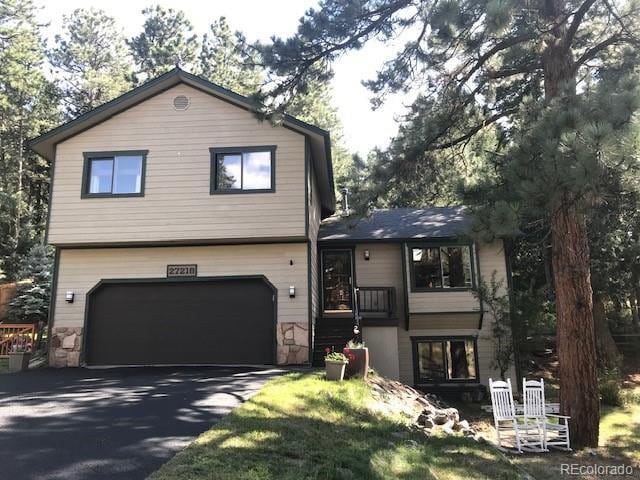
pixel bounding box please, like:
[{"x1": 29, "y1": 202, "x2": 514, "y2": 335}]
[{"x1": 28, "y1": 68, "x2": 336, "y2": 214}]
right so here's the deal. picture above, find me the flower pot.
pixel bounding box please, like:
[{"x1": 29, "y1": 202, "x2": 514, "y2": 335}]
[
  {"x1": 325, "y1": 359, "x2": 348, "y2": 381},
  {"x1": 8, "y1": 352, "x2": 31, "y2": 373},
  {"x1": 343, "y1": 347, "x2": 369, "y2": 379}
]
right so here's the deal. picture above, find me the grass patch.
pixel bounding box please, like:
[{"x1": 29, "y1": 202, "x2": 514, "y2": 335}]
[
  {"x1": 150, "y1": 372, "x2": 521, "y2": 480},
  {"x1": 458, "y1": 388, "x2": 640, "y2": 479}
]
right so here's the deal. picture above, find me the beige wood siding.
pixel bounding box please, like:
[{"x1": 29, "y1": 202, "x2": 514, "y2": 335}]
[
  {"x1": 409, "y1": 312, "x2": 480, "y2": 329},
  {"x1": 53, "y1": 243, "x2": 308, "y2": 328},
  {"x1": 397, "y1": 240, "x2": 517, "y2": 387},
  {"x1": 404, "y1": 244, "x2": 481, "y2": 313},
  {"x1": 308, "y1": 163, "x2": 322, "y2": 341},
  {"x1": 48, "y1": 85, "x2": 306, "y2": 245},
  {"x1": 354, "y1": 243, "x2": 405, "y2": 321}
]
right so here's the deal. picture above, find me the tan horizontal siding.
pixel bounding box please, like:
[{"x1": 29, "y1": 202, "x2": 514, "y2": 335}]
[
  {"x1": 54, "y1": 244, "x2": 308, "y2": 329},
  {"x1": 409, "y1": 312, "x2": 480, "y2": 329},
  {"x1": 354, "y1": 243, "x2": 405, "y2": 321},
  {"x1": 48, "y1": 85, "x2": 306, "y2": 245}
]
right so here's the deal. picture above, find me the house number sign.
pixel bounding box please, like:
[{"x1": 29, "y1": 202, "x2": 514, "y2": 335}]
[{"x1": 167, "y1": 264, "x2": 197, "y2": 277}]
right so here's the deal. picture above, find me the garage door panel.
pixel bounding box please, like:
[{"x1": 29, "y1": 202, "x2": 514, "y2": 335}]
[{"x1": 86, "y1": 278, "x2": 275, "y2": 366}]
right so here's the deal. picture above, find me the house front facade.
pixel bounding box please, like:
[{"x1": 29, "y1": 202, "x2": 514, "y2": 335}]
[{"x1": 30, "y1": 68, "x2": 516, "y2": 392}]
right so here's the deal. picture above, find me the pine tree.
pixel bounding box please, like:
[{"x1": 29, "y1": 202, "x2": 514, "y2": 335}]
[
  {"x1": 128, "y1": 5, "x2": 198, "y2": 83},
  {"x1": 0, "y1": 0, "x2": 59, "y2": 281},
  {"x1": 198, "y1": 17, "x2": 262, "y2": 95},
  {"x1": 49, "y1": 8, "x2": 132, "y2": 119},
  {"x1": 254, "y1": 0, "x2": 640, "y2": 446}
]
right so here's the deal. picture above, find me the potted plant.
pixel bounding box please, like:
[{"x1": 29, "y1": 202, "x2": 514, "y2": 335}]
[
  {"x1": 8, "y1": 336, "x2": 32, "y2": 373},
  {"x1": 324, "y1": 349, "x2": 349, "y2": 381},
  {"x1": 343, "y1": 339, "x2": 369, "y2": 379}
]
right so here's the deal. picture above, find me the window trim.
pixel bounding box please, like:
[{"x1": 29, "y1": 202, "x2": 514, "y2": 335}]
[
  {"x1": 411, "y1": 335, "x2": 480, "y2": 385},
  {"x1": 81, "y1": 150, "x2": 148, "y2": 198},
  {"x1": 209, "y1": 145, "x2": 276, "y2": 194},
  {"x1": 408, "y1": 241, "x2": 476, "y2": 292}
]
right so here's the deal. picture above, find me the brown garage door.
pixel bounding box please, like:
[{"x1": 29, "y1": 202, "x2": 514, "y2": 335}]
[{"x1": 85, "y1": 277, "x2": 275, "y2": 366}]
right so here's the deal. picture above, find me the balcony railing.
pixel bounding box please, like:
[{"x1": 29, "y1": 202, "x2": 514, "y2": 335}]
[{"x1": 356, "y1": 287, "x2": 395, "y2": 318}]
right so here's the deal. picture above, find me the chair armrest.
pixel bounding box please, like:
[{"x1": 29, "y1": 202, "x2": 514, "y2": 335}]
[{"x1": 546, "y1": 414, "x2": 571, "y2": 419}]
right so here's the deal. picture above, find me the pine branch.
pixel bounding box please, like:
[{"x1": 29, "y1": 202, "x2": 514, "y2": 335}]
[
  {"x1": 572, "y1": 34, "x2": 626, "y2": 72},
  {"x1": 430, "y1": 108, "x2": 518, "y2": 151},
  {"x1": 485, "y1": 63, "x2": 542, "y2": 79},
  {"x1": 563, "y1": 0, "x2": 599, "y2": 49}
]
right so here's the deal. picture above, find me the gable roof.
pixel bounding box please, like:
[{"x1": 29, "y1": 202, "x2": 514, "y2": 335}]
[
  {"x1": 28, "y1": 67, "x2": 336, "y2": 214},
  {"x1": 318, "y1": 207, "x2": 472, "y2": 242}
]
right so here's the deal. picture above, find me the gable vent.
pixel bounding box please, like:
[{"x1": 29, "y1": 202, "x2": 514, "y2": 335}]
[{"x1": 173, "y1": 95, "x2": 190, "y2": 111}]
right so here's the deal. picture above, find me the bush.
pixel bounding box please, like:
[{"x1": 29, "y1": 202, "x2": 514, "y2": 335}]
[
  {"x1": 6, "y1": 245, "x2": 53, "y2": 326},
  {"x1": 598, "y1": 369, "x2": 638, "y2": 407}
]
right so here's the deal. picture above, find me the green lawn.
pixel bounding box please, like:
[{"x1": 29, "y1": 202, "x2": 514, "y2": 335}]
[
  {"x1": 150, "y1": 372, "x2": 523, "y2": 480},
  {"x1": 454, "y1": 389, "x2": 640, "y2": 480}
]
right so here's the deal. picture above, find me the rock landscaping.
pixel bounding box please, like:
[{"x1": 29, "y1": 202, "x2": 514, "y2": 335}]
[{"x1": 367, "y1": 374, "x2": 477, "y2": 438}]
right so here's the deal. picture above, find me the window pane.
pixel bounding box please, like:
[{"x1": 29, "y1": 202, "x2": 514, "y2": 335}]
[
  {"x1": 412, "y1": 248, "x2": 442, "y2": 288},
  {"x1": 242, "y1": 151, "x2": 271, "y2": 190},
  {"x1": 417, "y1": 342, "x2": 446, "y2": 380},
  {"x1": 217, "y1": 154, "x2": 241, "y2": 189},
  {"x1": 113, "y1": 156, "x2": 143, "y2": 194},
  {"x1": 89, "y1": 159, "x2": 113, "y2": 194},
  {"x1": 441, "y1": 246, "x2": 472, "y2": 288},
  {"x1": 446, "y1": 340, "x2": 477, "y2": 379}
]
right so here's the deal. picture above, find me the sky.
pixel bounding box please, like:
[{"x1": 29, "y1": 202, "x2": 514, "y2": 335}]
[{"x1": 36, "y1": 0, "x2": 413, "y2": 157}]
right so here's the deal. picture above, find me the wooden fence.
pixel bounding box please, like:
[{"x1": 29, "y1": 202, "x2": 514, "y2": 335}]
[{"x1": 0, "y1": 324, "x2": 37, "y2": 357}]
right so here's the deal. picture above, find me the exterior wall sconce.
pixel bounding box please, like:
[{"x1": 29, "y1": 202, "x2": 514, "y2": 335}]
[
  {"x1": 289, "y1": 286, "x2": 296, "y2": 298},
  {"x1": 364, "y1": 250, "x2": 370, "y2": 261},
  {"x1": 65, "y1": 291, "x2": 75, "y2": 303}
]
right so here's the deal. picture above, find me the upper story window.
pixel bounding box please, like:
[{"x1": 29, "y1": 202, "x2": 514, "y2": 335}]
[
  {"x1": 210, "y1": 146, "x2": 276, "y2": 194},
  {"x1": 410, "y1": 244, "x2": 474, "y2": 291},
  {"x1": 82, "y1": 151, "x2": 147, "y2": 198}
]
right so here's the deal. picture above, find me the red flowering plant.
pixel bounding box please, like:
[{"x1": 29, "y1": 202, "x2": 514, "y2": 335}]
[{"x1": 324, "y1": 346, "x2": 348, "y2": 363}]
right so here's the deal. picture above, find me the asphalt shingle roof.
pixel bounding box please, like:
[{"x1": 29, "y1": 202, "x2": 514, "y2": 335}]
[{"x1": 318, "y1": 207, "x2": 472, "y2": 242}]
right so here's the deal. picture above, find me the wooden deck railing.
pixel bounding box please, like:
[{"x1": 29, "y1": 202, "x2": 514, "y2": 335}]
[
  {"x1": 0, "y1": 324, "x2": 36, "y2": 357},
  {"x1": 357, "y1": 287, "x2": 395, "y2": 317}
]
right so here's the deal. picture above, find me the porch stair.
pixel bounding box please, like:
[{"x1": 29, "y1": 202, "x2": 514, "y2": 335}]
[{"x1": 312, "y1": 317, "x2": 355, "y2": 366}]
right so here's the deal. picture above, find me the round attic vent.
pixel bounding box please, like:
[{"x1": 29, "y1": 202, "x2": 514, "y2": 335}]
[{"x1": 173, "y1": 95, "x2": 190, "y2": 110}]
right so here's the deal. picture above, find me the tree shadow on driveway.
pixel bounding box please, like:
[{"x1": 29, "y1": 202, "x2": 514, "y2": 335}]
[{"x1": 0, "y1": 366, "x2": 283, "y2": 480}]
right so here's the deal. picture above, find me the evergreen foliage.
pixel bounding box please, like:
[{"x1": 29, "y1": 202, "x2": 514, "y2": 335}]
[
  {"x1": 49, "y1": 8, "x2": 132, "y2": 119},
  {"x1": 0, "y1": 0, "x2": 59, "y2": 281},
  {"x1": 253, "y1": 0, "x2": 640, "y2": 447},
  {"x1": 6, "y1": 244, "x2": 53, "y2": 325},
  {"x1": 128, "y1": 5, "x2": 198, "y2": 82}
]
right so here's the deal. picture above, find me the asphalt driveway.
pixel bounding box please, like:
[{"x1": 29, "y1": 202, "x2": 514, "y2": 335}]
[{"x1": 0, "y1": 366, "x2": 282, "y2": 480}]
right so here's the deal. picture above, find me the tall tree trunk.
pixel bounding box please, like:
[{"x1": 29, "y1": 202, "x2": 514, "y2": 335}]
[
  {"x1": 550, "y1": 202, "x2": 600, "y2": 448},
  {"x1": 542, "y1": 4, "x2": 600, "y2": 446},
  {"x1": 593, "y1": 292, "x2": 621, "y2": 370}
]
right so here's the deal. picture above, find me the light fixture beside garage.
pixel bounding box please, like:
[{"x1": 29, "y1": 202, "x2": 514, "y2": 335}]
[
  {"x1": 364, "y1": 250, "x2": 371, "y2": 261},
  {"x1": 289, "y1": 286, "x2": 296, "y2": 298},
  {"x1": 65, "y1": 291, "x2": 74, "y2": 303}
]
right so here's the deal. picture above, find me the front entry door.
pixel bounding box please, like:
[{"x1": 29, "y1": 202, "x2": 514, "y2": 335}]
[{"x1": 322, "y1": 250, "x2": 354, "y2": 313}]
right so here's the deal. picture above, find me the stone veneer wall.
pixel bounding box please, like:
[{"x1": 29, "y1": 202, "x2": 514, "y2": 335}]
[
  {"x1": 50, "y1": 327, "x2": 83, "y2": 367},
  {"x1": 276, "y1": 322, "x2": 309, "y2": 365}
]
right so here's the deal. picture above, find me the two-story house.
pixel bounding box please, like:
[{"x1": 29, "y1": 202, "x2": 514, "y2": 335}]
[{"x1": 29, "y1": 68, "x2": 516, "y2": 393}]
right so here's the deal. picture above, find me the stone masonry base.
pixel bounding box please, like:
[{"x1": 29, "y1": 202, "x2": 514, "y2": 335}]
[
  {"x1": 49, "y1": 327, "x2": 83, "y2": 368},
  {"x1": 276, "y1": 322, "x2": 309, "y2": 365}
]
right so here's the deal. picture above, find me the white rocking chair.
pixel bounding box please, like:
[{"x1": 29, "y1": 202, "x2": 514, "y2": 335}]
[
  {"x1": 489, "y1": 378, "x2": 545, "y2": 453},
  {"x1": 522, "y1": 378, "x2": 571, "y2": 451}
]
